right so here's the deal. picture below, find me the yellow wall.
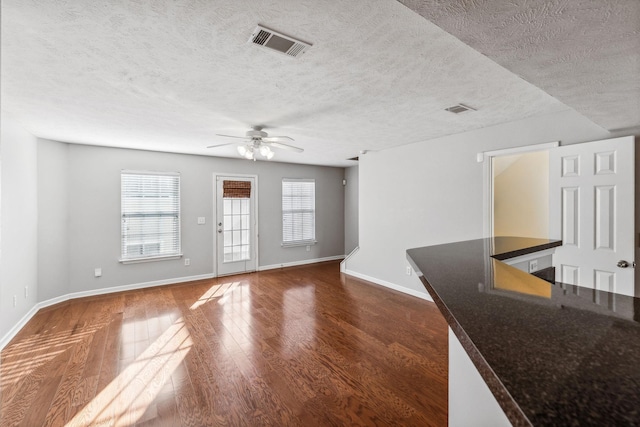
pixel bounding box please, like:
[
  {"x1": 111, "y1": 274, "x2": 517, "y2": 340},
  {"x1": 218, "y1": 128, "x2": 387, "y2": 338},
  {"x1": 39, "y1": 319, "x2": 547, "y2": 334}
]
[{"x1": 493, "y1": 150, "x2": 549, "y2": 238}]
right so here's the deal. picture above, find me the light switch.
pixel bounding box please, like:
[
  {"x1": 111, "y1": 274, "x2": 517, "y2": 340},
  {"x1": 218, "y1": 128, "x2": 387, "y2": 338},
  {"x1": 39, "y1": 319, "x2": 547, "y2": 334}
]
[
  {"x1": 197, "y1": 217, "x2": 206, "y2": 225},
  {"x1": 95, "y1": 268, "x2": 102, "y2": 277}
]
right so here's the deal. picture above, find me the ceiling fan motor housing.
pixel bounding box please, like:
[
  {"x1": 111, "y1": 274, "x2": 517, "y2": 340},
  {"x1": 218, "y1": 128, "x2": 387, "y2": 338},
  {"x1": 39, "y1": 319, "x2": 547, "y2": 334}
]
[{"x1": 246, "y1": 129, "x2": 268, "y2": 138}]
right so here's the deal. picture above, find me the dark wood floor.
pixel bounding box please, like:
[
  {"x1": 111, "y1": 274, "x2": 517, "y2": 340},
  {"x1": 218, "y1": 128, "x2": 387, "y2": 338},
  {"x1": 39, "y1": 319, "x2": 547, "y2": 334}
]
[{"x1": 0, "y1": 261, "x2": 448, "y2": 426}]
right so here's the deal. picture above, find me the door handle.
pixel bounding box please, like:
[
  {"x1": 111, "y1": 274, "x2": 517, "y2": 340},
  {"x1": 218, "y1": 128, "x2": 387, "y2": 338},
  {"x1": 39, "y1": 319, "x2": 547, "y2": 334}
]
[
  {"x1": 617, "y1": 260, "x2": 633, "y2": 268},
  {"x1": 218, "y1": 229, "x2": 222, "y2": 233}
]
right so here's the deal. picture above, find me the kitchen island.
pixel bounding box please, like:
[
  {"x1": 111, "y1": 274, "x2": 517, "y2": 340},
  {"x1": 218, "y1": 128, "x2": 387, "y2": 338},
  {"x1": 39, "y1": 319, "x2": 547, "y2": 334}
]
[{"x1": 407, "y1": 237, "x2": 640, "y2": 426}]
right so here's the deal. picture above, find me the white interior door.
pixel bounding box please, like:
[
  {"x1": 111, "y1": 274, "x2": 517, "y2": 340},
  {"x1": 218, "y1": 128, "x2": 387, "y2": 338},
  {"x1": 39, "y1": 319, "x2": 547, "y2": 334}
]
[
  {"x1": 549, "y1": 136, "x2": 635, "y2": 296},
  {"x1": 215, "y1": 175, "x2": 257, "y2": 276}
]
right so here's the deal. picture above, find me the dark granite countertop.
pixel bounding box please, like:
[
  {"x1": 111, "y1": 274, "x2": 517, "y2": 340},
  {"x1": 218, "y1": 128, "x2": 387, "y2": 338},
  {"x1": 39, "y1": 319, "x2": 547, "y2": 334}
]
[{"x1": 407, "y1": 237, "x2": 640, "y2": 426}]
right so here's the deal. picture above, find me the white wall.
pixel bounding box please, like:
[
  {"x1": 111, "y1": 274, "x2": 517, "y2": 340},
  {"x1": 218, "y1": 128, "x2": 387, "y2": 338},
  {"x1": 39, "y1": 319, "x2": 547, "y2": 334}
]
[
  {"x1": 39, "y1": 142, "x2": 345, "y2": 296},
  {"x1": 0, "y1": 114, "x2": 39, "y2": 340},
  {"x1": 449, "y1": 328, "x2": 511, "y2": 426},
  {"x1": 347, "y1": 109, "x2": 612, "y2": 296},
  {"x1": 344, "y1": 165, "x2": 359, "y2": 254}
]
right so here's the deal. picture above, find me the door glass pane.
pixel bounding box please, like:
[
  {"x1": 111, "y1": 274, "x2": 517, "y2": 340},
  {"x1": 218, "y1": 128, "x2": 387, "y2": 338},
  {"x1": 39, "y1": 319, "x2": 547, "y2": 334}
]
[
  {"x1": 224, "y1": 246, "x2": 233, "y2": 262},
  {"x1": 222, "y1": 181, "x2": 251, "y2": 263}
]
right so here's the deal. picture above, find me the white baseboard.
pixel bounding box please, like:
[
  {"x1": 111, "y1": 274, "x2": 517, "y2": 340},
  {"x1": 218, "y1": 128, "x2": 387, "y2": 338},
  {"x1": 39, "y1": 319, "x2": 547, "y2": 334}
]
[
  {"x1": 258, "y1": 255, "x2": 345, "y2": 271},
  {"x1": 340, "y1": 246, "x2": 360, "y2": 273},
  {"x1": 0, "y1": 304, "x2": 42, "y2": 352},
  {"x1": 62, "y1": 273, "x2": 217, "y2": 301},
  {"x1": 343, "y1": 269, "x2": 433, "y2": 302},
  {"x1": 0, "y1": 272, "x2": 216, "y2": 351}
]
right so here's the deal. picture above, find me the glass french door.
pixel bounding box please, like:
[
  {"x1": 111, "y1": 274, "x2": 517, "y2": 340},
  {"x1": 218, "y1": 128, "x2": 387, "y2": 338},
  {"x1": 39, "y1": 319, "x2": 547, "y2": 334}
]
[{"x1": 215, "y1": 176, "x2": 257, "y2": 276}]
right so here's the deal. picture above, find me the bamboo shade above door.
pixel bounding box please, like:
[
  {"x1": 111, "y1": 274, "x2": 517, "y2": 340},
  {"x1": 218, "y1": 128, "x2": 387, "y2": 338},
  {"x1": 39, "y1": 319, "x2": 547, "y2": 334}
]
[{"x1": 223, "y1": 180, "x2": 251, "y2": 198}]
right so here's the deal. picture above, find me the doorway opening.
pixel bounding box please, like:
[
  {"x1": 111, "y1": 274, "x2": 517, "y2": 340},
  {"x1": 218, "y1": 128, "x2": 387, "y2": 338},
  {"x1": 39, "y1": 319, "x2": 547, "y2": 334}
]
[
  {"x1": 214, "y1": 175, "x2": 258, "y2": 276},
  {"x1": 492, "y1": 150, "x2": 549, "y2": 238},
  {"x1": 481, "y1": 141, "x2": 557, "y2": 238}
]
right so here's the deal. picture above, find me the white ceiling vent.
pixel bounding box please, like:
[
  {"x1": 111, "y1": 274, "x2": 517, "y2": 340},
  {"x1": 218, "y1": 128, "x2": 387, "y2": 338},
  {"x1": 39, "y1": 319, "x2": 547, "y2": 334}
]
[
  {"x1": 445, "y1": 103, "x2": 476, "y2": 114},
  {"x1": 249, "y1": 25, "x2": 311, "y2": 58}
]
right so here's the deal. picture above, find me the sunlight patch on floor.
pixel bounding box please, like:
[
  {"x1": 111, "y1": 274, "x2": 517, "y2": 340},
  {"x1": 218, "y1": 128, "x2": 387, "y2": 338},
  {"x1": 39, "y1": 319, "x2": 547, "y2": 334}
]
[
  {"x1": 1, "y1": 328, "x2": 99, "y2": 386},
  {"x1": 190, "y1": 281, "x2": 240, "y2": 310},
  {"x1": 66, "y1": 317, "x2": 192, "y2": 427}
]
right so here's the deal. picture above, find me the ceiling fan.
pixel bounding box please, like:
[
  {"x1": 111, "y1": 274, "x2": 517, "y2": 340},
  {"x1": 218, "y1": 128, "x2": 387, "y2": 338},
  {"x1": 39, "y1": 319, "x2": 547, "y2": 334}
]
[{"x1": 207, "y1": 126, "x2": 303, "y2": 161}]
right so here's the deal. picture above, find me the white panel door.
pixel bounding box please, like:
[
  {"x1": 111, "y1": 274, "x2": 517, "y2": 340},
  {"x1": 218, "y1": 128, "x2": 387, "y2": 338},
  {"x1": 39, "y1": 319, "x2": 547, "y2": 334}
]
[
  {"x1": 215, "y1": 176, "x2": 257, "y2": 276},
  {"x1": 549, "y1": 136, "x2": 635, "y2": 296}
]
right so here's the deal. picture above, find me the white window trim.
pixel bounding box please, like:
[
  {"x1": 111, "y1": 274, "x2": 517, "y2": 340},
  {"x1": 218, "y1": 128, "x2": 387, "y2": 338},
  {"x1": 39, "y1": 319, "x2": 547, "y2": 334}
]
[
  {"x1": 282, "y1": 178, "x2": 316, "y2": 247},
  {"x1": 281, "y1": 240, "x2": 317, "y2": 248},
  {"x1": 119, "y1": 170, "x2": 182, "y2": 263},
  {"x1": 119, "y1": 254, "x2": 183, "y2": 264}
]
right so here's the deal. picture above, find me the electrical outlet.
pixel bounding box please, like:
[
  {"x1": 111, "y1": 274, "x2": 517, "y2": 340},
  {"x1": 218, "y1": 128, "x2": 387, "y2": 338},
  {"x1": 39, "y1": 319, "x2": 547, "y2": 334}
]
[
  {"x1": 306, "y1": 245, "x2": 310, "y2": 251},
  {"x1": 406, "y1": 266, "x2": 412, "y2": 276},
  {"x1": 185, "y1": 258, "x2": 191, "y2": 266},
  {"x1": 13, "y1": 295, "x2": 17, "y2": 307},
  {"x1": 95, "y1": 268, "x2": 102, "y2": 277},
  {"x1": 529, "y1": 259, "x2": 539, "y2": 273},
  {"x1": 197, "y1": 217, "x2": 206, "y2": 225}
]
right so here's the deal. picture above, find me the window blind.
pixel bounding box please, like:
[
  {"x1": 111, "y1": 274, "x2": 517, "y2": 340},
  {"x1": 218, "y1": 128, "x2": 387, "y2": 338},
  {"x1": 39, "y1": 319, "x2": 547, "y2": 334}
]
[
  {"x1": 121, "y1": 171, "x2": 181, "y2": 261},
  {"x1": 282, "y1": 179, "x2": 315, "y2": 245}
]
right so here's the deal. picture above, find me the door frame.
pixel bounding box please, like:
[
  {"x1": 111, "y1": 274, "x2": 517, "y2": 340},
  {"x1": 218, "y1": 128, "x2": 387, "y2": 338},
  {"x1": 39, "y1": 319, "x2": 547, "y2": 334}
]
[
  {"x1": 212, "y1": 172, "x2": 259, "y2": 277},
  {"x1": 478, "y1": 141, "x2": 559, "y2": 237}
]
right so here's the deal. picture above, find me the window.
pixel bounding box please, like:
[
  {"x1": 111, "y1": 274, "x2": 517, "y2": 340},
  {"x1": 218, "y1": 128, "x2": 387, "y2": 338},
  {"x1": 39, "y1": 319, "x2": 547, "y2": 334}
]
[
  {"x1": 121, "y1": 171, "x2": 181, "y2": 262},
  {"x1": 282, "y1": 179, "x2": 315, "y2": 246}
]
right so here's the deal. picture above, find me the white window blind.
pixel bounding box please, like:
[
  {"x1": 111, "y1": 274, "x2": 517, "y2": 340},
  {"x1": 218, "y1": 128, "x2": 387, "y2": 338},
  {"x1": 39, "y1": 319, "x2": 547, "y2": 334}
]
[
  {"x1": 121, "y1": 171, "x2": 181, "y2": 261},
  {"x1": 282, "y1": 179, "x2": 315, "y2": 245}
]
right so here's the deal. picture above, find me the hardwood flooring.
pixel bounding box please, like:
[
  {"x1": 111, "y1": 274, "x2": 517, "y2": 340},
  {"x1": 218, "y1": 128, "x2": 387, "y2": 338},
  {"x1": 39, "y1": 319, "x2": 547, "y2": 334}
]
[{"x1": 0, "y1": 261, "x2": 448, "y2": 426}]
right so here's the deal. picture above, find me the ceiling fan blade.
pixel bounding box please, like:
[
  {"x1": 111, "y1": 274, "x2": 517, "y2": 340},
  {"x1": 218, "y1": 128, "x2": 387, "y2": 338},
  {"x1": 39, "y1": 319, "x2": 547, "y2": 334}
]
[
  {"x1": 206, "y1": 142, "x2": 237, "y2": 149},
  {"x1": 262, "y1": 136, "x2": 295, "y2": 142},
  {"x1": 215, "y1": 134, "x2": 248, "y2": 140},
  {"x1": 266, "y1": 141, "x2": 304, "y2": 153}
]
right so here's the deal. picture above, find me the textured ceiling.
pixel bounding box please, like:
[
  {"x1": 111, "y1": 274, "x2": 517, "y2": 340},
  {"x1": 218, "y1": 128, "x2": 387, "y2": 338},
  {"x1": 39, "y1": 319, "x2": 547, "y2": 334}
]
[
  {"x1": 2, "y1": 0, "x2": 628, "y2": 167},
  {"x1": 400, "y1": 0, "x2": 640, "y2": 134}
]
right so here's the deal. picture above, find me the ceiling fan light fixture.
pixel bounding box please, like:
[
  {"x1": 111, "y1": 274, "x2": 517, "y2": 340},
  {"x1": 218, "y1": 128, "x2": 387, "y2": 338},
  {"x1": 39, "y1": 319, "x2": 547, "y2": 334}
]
[
  {"x1": 259, "y1": 145, "x2": 271, "y2": 157},
  {"x1": 244, "y1": 147, "x2": 254, "y2": 160},
  {"x1": 211, "y1": 127, "x2": 301, "y2": 160}
]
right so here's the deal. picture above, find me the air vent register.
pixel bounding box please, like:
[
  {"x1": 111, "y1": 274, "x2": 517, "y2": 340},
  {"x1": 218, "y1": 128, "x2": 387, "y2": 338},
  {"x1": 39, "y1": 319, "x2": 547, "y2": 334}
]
[{"x1": 249, "y1": 25, "x2": 312, "y2": 58}]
